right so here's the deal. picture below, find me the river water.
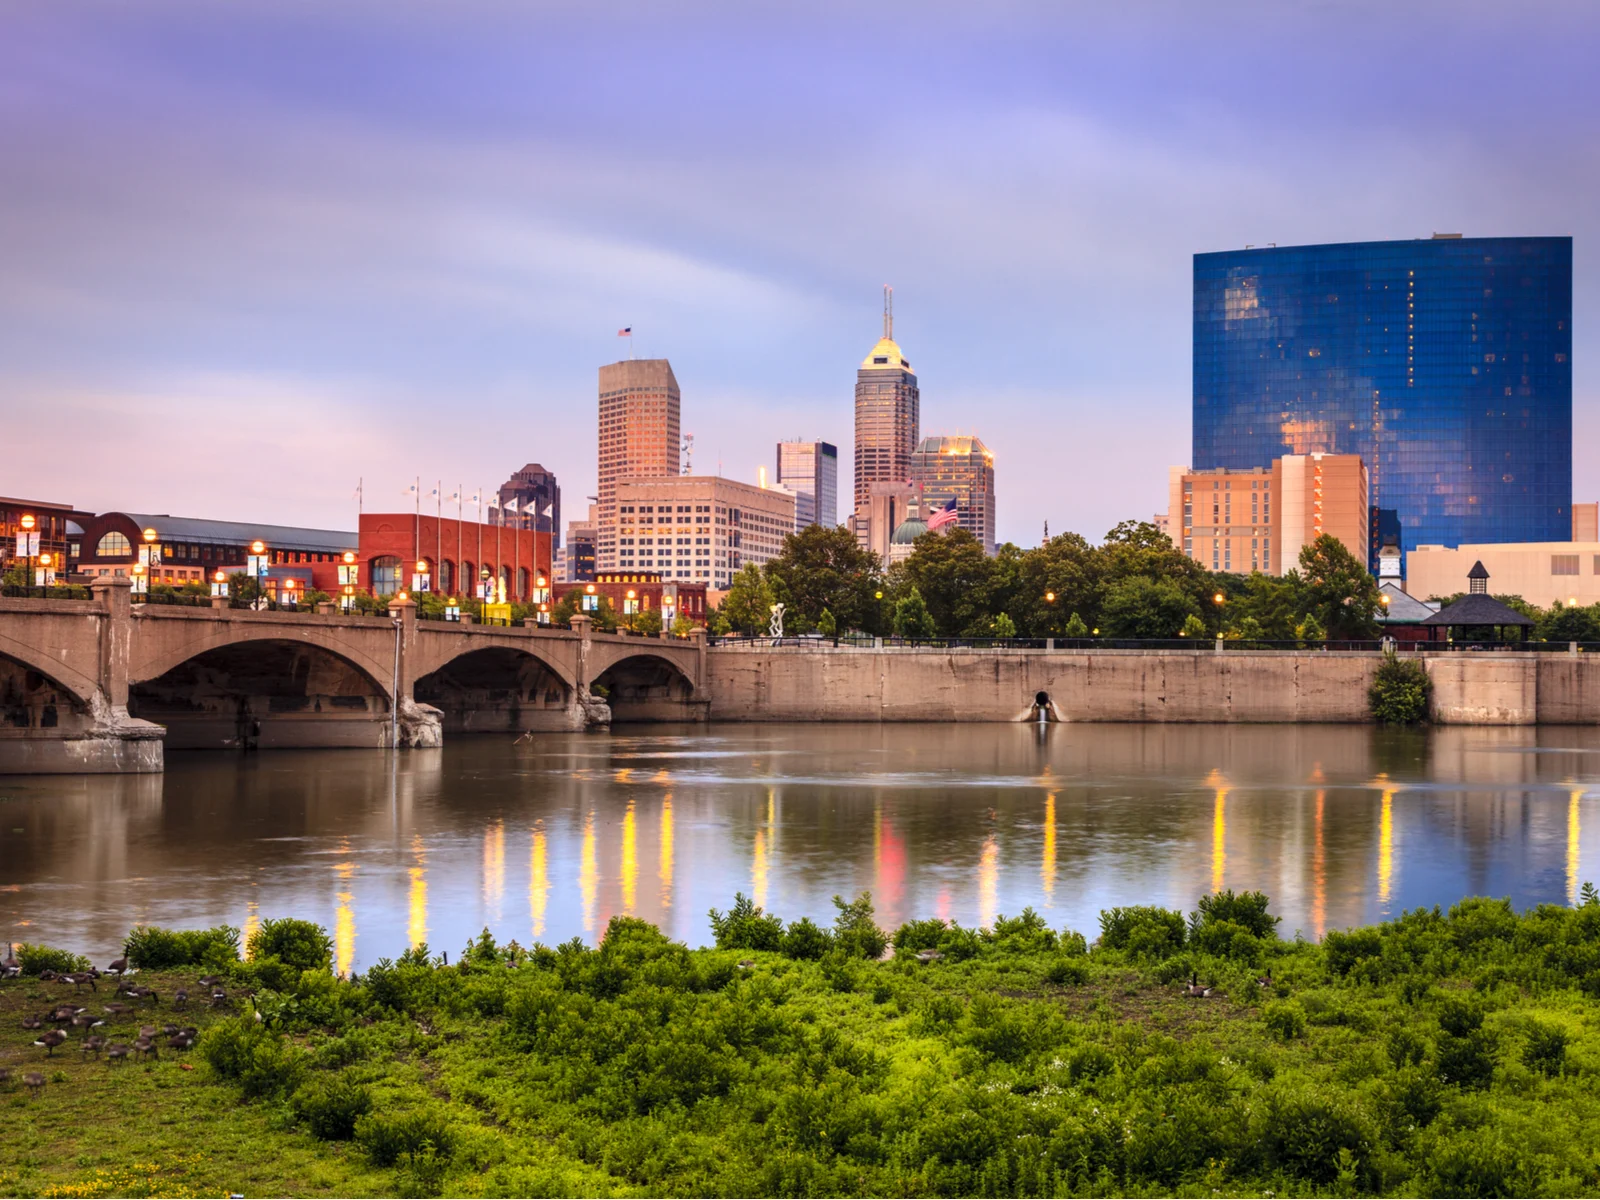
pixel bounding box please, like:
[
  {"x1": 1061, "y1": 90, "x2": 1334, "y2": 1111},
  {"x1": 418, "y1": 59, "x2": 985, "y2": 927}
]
[{"x1": 3, "y1": 724, "x2": 1597, "y2": 973}]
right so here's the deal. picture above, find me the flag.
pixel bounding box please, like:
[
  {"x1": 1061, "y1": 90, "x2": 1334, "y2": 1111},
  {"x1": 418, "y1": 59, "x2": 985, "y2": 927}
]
[
  {"x1": 617, "y1": 327, "x2": 632, "y2": 336},
  {"x1": 404, "y1": 481, "x2": 418, "y2": 498},
  {"x1": 486, "y1": 494, "x2": 500, "y2": 508},
  {"x1": 542, "y1": 504, "x2": 553, "y2": 518},
  {"x1": 505, "y1": 497, "x2": 520, "y2": 513},
  {"x1": 429, "y1": 485, "x2": 439, "y2": 499},
  {"x1": 927, "y1": 497, "x2": 959, "y2": 532}
]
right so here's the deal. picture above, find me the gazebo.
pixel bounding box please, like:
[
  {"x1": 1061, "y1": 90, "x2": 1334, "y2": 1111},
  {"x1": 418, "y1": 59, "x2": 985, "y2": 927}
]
[{"x1": 1420, "y1": 561, "x2": 1533, "y2": 645}]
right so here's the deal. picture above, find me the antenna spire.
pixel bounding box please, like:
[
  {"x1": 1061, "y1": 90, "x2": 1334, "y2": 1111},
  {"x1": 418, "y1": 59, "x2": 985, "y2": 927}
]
[{"x1": 883, "y1": 284, "x2": 893, "y2": 340}]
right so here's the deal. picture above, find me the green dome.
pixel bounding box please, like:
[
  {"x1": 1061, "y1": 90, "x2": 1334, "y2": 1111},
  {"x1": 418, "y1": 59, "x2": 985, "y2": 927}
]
[{"x1": 890, "y1": 516, "x2": 927, "y2": 544}]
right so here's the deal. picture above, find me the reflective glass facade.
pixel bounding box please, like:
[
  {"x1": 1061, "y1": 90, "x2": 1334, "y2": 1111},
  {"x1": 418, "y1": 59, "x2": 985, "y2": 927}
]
[{"x1": 1194, "y1": 237, "x2": 1572, "y2": 563}]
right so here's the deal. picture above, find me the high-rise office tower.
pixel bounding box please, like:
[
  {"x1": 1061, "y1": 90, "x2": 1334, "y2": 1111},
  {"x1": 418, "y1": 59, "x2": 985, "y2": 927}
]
[
  {"x1": 776, "y1": 440, "x2": 839, "y2": 531},
  {"x1": 910, "y1": 434, "x2": 996, "y2": 555},
  {"x1": 497, "y1": 463, "x2": 561, "y2": 545},
  {"x1": 597, "y1": 359, "x2": 680, "y2": 571},
  {"x1": 1193, "y1": 236, "x2": 1572, "y2": 563},
  {"x1": 854, "y1": 288, "x2": 919, "y2": 518}
]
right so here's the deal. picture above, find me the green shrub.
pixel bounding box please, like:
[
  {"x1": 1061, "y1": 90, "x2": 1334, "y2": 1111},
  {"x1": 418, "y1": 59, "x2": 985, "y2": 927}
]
[
  {"x1": 1369, "y1": 651, "x2": 1431, "y2": 724},
  {"x1": 199, "y1": 1016, "x2": 304, "y2": 1098},
  {"x1": 1192, "y1": 890, "x2": 1278, "y2": 938},
  {"x1": 1098, "y1": 906, "x2": 1185, "y2": 958},
  {"x1": 1044, "y1": 957, "x2": 1089, "y2": 986},
  {"x1": 247, "y1": 918, "x2": 334, "y2": 973},
  {"x1": 989, "y1": 908, "x2": 1057, "y2": 952},
  {"x1": 1263, "y1": 1000, "x2": 1307, "y2": 1041},
  {"x1": 356, "y1": 1107, "x2": 457, "y2": 1168},
  {"x1": 124, "y1": 924, "x2": 240, "y2": 969},
  {"x1": 707, "y1": 893, "x2": 784, "y2": 952},
  {"x1": 15, "y1": 943, "x2": 90, "y2": 976},
  {"x1": 832, "y1": 892, "x2": 887, "y2": 960},
  {"x1": 780, "y1": 917, "x2": 832, "y2": 960},
  {"x1": 892, "y1": 918, "x2": 949, "y2": 952},
  {"x1": 292, "y1": 1074, "x2": 373, "y2": 1140},
  {"x1": 1522, "y1": 1019, "x2": 1569, "y2": 1076}
]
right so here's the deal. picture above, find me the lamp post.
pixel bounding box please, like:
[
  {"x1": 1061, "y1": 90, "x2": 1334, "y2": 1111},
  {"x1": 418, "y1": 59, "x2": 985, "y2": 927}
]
[
  {"x1": 250, "y1": 539, "x2": 267, "y2": 609},
  {"x1": 283, "y1": 577, "x2": 298, "y2": 609},
  {"x1": 131, "y1": 562, "x2": 146, "y2": 598},
  {"x1": 415, "y1": 559, "x2": 429, "y2": 594},
  {"x1": 18, "y1": 513, "x2": 36, "y2": 593},
  {"x1": 37, "y1": 552, "x2": 52, "y2": 590},
  {"x1": 339, "y1": 550, "x2": 359, "y2": 606},
  {"x1": 212, "y1": 569, "x2": 229, "y2": 599},
  {"x1": 142, "y1": 527, "x2": 159, "y2": 596}
]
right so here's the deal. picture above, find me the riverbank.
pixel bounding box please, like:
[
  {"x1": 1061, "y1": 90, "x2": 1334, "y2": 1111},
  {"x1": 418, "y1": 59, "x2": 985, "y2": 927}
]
[{"x1": 3, "y1": 889, "x2": 1598, "y2": 1198}]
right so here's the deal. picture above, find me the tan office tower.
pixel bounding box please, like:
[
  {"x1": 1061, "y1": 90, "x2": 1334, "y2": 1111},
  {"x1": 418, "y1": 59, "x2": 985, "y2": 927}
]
[
  {"x1": 616, "y1": 476, "x2": 795, "y2": 589},
  {"x1": 597, "y1": 359, "x2": 680, "y2": 571},
  {"x1": 910, "y1": 435, "x2": 996, "y2": 555},
  {"x1": 854, "y1": 288, "x2": 919, "y2": 517},
  {"x1": 1166, "y1": 452, "x2": 1366, "y2": 574}
]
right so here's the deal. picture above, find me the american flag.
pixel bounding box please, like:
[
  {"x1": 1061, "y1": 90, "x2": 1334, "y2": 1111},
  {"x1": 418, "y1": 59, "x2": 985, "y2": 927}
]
[
  {"x1": 927, "y1": 496, "x2": 959, "y2": 531},
  {"x1": 617, "y1": 327, "x2": 632, "y2": 336}
]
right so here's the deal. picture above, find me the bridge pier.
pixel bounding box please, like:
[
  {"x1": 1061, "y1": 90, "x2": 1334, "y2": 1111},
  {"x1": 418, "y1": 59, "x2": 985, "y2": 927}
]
[{"x1": 0, "y1": 578, "x2": 163, "y2": 774}]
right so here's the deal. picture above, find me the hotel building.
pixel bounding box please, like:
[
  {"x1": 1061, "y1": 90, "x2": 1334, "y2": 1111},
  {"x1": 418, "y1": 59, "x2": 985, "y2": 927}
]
[{"x1": 615, "y1": 476, "x2": 795, "y2": 589}]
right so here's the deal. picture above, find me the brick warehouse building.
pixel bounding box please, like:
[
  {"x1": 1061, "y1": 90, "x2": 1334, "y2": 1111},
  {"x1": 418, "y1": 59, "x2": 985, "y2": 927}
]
[
  {"x1": 553, "y1": 571, "x2": 707, "y2": 625},
  {"x1": 359, "y1": 512, "x2": 552, "y2": 602}
]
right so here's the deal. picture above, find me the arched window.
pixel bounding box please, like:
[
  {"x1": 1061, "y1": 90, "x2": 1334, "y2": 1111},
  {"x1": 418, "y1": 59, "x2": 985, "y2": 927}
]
[
  {"x1": 439, "y1": 559, "x2": 454, "y2": 594},
  {"x1": 517, "y1": 567, "x2": 529, "y2": 600},
  {"x1": 462, "y1": 561, "x2": 476, "y2": 596},
  {"x1": 97, "y1": 531, "x2": 131, "y2": 557},
  {"x1": 370, "y1": 555, "x2": 402, "y2": 596}
]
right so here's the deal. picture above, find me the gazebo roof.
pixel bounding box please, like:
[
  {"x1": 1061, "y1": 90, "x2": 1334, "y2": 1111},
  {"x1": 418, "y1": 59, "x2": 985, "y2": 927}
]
[
  {"x1": 1377, "y1": 583, "x2": 1439, "y2": 624},
  {"x1": 1421, "y1": 593, "x2": 1534, "y2": 627}
]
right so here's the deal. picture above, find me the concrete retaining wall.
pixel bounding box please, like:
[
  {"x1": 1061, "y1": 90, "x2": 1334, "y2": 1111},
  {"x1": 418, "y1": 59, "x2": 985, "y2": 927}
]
[{"x1": 704, "y1": 648, "x2": 1600, "y2": 725}]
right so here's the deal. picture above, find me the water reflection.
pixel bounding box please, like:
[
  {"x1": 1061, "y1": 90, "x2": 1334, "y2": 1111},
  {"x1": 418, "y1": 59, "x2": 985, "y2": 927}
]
[{"x1": 3, "y1": 724, "x2": 1600, "y2": 969}]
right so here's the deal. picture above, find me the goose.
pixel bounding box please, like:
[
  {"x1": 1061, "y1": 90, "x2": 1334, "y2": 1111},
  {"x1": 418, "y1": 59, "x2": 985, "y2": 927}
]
[
  {"x1": 1, "y1": 944, "x2": 19, "y2": 978},
  {"x1": 50, "y1": 1005, "x2": 85, "y2": 1024},
  {"x1": 105, "y1": 1044, "x2": 131, "y2": 1065},
  {"x1": 1181, "y1": 972, "x2": 1215, "y2": 999},
  {"x1": 106, "y1": 956, "x2": 128, "y2": 978},
  {"x1": 80, "y1": 1035, "x2": 106, "y2": 1059},
  {"x1": 173, "y1": 989, "x2": 189, "y2": 1010},
  {"x1": 22, "y1": 1015, "x2": 43, "y2": 1031},
  {"x1": 197, "y1": 975, "x2": 223, "y2": 988},
  {"x1": 134, "y1": 1037, "x2": 159, "y2": 1061},
  {"x1": 139, "y1": 1025, "x2": 157, "y2": 1040},
  {"x1": 62, "y1": 972, "x2": 97, "y2": 992},
  {"x1": 23, "y1": 1072, "x2": 45, "y2": 1096},
  {"x1": 34, "y1": 1029, "x2": 68, "y2": 1055},
  {"x1": 161, "y1": 1023, "x2": 179, "y2": 1037},
  {"x1": 1255, "y1": 970, "x2": 1275, "y2": 990},
  {"x1": 737, "y1": 959, "x2": 755, "y2": 970},
  {"x1": 167, "y1": 1031, "x2": 196, "y2": 1052},
  {"x1": 38, "y1": 969, "x2": 58, "y2": 982},
  {"x1": 915, "y1": 949, "x2": 944, "y2": 963},
  {"x1": 70, "y1": 1013, "x2": 104, "y2": 1031}
]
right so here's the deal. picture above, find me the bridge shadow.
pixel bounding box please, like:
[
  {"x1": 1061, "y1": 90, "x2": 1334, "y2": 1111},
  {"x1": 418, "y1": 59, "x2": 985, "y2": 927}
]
[
  {"x1": 415, "y1": 647, "x2": 575, "y2": 733},
  {"x1": 130, "y1": 639, "x2": 391, "y2": 751},
  {"x1": 593, "y1": 652, "x2": 704, "y2": 723}
]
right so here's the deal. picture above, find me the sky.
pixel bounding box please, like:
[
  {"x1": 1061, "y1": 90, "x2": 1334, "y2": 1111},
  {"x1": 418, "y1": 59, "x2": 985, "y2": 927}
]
[{"x1": 1, "y1": 1, "x2": 1596, "y2": 547}]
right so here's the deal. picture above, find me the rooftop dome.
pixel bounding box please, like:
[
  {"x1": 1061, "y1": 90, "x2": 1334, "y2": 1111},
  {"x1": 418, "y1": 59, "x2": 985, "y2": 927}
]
[
  {"x1": 860, "y1": 336, "x2": 913, "y2": 372},
  {"x1": 890, "y1": 514, "x2": 928, "y2": 544}
]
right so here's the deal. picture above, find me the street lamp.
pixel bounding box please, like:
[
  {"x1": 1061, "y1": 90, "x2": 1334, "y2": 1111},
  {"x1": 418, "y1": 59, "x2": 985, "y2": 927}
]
[
  {"x1": 445, "y1": 596, "x2": 460, "y2": 622},
  {"x1": 37, "y1": 552, "x2": 52, "y2": 590},
  {"x1": 212, "y1": 569, "x2": 229, "y2": 600},
  {"x1": 18, "y1": 513, "x2": 36, "y2": 592},
  {"x1": 415, "y1": 559, "x2": 429, "y2": 593},
  {"x1": 282, "y1": 577, "x2": 298, "y2": 609},
  {"x1": 1213, "y1": 592, "x2": 1226, "y2": 607},
  {"x1": 131, "y1": 562, "x2": 146, "y2": 598},
  {"x1": 1045, "y1": 591, "x2": 1056, "y2": 603},
  {"x1": 142, "y1": 527, "x2": 159, "y2": 594},
  {"x1": 250, "y1": 540, "x2": 268, "y2": 608}
]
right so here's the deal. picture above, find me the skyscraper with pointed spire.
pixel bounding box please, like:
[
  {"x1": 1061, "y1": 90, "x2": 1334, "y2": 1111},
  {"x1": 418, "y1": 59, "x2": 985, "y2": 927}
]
[{"x1": 853, "y1": 287, "x2": 919, "y2": 529}]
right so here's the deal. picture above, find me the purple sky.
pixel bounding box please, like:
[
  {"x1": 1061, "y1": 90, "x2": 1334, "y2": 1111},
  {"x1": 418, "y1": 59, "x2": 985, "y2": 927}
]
[{"x1": 2, "y1": 1, "x2": 1594, "y2": 546}]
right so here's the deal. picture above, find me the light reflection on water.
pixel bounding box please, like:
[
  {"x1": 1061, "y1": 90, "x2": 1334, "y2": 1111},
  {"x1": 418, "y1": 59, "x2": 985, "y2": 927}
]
[{"x1": 2, "y1": 723, "x2": 1598, "y2": 971}]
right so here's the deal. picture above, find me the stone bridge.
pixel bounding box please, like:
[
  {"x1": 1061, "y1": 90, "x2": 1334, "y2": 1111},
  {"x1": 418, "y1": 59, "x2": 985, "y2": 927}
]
[{"x1": 0, "y1": 578, "x2": 706, "y2": 773}]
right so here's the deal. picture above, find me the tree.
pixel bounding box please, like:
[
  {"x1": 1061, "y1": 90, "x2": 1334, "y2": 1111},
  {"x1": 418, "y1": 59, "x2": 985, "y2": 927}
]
[
  {"x1": 670, "y1": 612, "x2": 696, "y2": 638},
  {"x1": 1063, "y1": 612, "x2": 1089, "y2": 638},
  {"x1": 991, "y1": 612, "x2": 1016, "y2": 638},
  {"x1": 762, "y1": 526, "x2": 883, "y2": 633},
  {"x1": 632, "y1": 607, "x2": 663, "y2": 636},
  {"x1": 816, "y1": 608, "x2": 837, "y2": 637},
  {"x1": 1229, "y1": 572, "x2": 1304, "y2": 641},
  {"x1": 1100, "y1": 576, "x2": 1200, "y2": 639},
  {"x1": 892, "y1": 587, "x2": 937, "y2": 637},
  {"x1": 1298, "y1": 535, "x2": 1380, "y2": 639},
  {"x1": 1540, "y1": 603, "x2": 1600, "y2": 644},
  {"x1": 1181, "y1": 613, "x2": 1207, "y2": 638},
  {"x1": 1013, "y1": 533, "x2": 1100, "y2": 636},
  {"x1": 897, "y1": 527, "x2": 994, "y2": 634},
  {"x1": 550, "y1": 592, "x2": 580, "y2": 626},
  {"x1": 722, "y1": 563, "x2": 775, "y2": 634}
]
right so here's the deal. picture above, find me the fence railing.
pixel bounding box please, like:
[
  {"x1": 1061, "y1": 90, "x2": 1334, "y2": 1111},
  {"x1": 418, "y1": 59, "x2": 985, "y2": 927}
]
[
  {"x1": 0, "y1": 584, "x2": 93, "y2": 600},
  {"x1": 705, "y1": 634, "x2": 1600, "y2": 653}
]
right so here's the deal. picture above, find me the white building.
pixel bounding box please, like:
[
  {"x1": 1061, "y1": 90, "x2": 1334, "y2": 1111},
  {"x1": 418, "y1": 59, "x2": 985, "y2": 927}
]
[{"x1": 615, "y1": 475, "x2": 796, "y2": 589}]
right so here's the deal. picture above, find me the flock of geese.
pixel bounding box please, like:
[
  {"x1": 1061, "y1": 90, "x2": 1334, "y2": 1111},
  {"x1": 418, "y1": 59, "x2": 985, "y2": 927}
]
[{"x1": 2, "y1": 944, "x2": 241, "y2": 1099}]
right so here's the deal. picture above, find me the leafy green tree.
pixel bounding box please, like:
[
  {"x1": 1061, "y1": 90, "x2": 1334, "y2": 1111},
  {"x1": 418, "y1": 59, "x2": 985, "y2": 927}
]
[
  {"x1": 897, "y1": 527, "x2": 995, "y2": 634},
  {"x1": 1230, "y1": 571, "x2": 1304, "y2": 640},
  {"x1": 816, "y1": 608, "x2": 837, "y2": 636},
  {"x1": 550, "y1": 592, "x2": 580, "y2": 626},
  {"x1": 632, "y1": 607, "x2": 663, "y2": 636},
  {"x1": 1013, "y1": 533, "x2": 1101, "y2": 636},
  {"x1": 1181, "y1": 613, "x2": 1207, "y2": 638},
  {"x1": 892, "y1": 587, "x2": 937, "y2": 637},
  {"x1": 722, "y1": 563, "x2": 775, "y2": 634},
  {"x1": 990, "y1": 612, "x2": 1016, "y2": 637},
  {"x1": 670, "y1": 612, "x2": 695, "y2": 638},
  {"x1": 1063, "y1": 612, "x2": 1089, "y2": 638},
  {"x1": 1296, "y1": 611, "x2": 1327, "y2": 644},
  {"x1": 1100, "y1": 576, "x2": 1200, "y2": 639},
  {"x1": 1298, "y1": 534, "x2": 1380, "y2": 639},
  {"x1": 762, "y1": 525, "x2": 883, "y2": 633},
  {"x1": 1540, "y1": 602, "x2": 1600, "y2": 644},
  {"x1": 1369, "y1": 651, "x2": 1431, "y2": 723}
]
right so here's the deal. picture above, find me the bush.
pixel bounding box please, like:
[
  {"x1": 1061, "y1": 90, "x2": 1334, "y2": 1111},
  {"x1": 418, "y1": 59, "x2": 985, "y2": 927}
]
[
  {"x1": 356, "y1": 1107, "x2": 457, "y2": 1168},
  {"x1": 989, "y1": 908, "x2": 1057, "y2": 952},
  {"x1": 1522, "y1": 1019, "x2": 1569, "y2": 1076},
  {"x1": 124, "y1": 924, "x2": 240, "y2": 969},
  {"x1": 1263, "y1": 1000, "x2": 1307, "y2": 1041},
  {"x1": 832, "y1": 892, "x2": 888, "y2": 959},
  {"x1": 1098, "y1": 906, "x2": 1185, "y2": 958},
  {"x1": 1044, "y1": 957, "x2": 1089, "y2": 986},
  {"x1": 1369, "y1": 651, "x2": 1431, "y2": 724},
  {"x1": 199, "y1": 1017, "x2": 304, "y2": 1098},
  {"x1": 248, "y1": 918, "x2": 334, "y2": 973},
  {"x1": 1192, "y1": 890, "x2": 1279, "y2": 939},
  {"x1": 292, "y1": 1074, "x2": 373, "y2": 1140},
  {"x1": 780, "y1": 917, "x2": 833, "y2": 961},
  {"x1": 15, "y1": 943, "x2": 90, "y2": 976},
  {"x1": 707, "y1": 894, "x2": 784, "y2": 952},
  {"x1": 892, "y1": 918, "x2": 949, "y2": 952}
]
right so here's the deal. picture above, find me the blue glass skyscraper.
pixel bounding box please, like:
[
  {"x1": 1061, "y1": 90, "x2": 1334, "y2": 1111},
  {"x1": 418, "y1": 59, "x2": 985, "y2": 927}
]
[{"x1": 1193, "y1": 236, "x2": 1572, "y2": 564}]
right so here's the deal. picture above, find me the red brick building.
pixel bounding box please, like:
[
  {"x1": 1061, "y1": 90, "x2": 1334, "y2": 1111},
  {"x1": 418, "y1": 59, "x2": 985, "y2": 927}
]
[
  {"x1": 71, "y1": 511, "x2": 356, "y2": 591},
  {"x1": 554, "y1": 571, "x2": 707, "y2": 624},
  {"x1": 359, "y1": 513, "x2": 552, "y2": 602}
]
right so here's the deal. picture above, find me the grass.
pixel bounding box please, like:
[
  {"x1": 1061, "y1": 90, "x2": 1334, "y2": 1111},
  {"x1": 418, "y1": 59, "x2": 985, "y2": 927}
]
[{"x1": 1, "y1": 891, "x2": 1599, "y2": 1197}]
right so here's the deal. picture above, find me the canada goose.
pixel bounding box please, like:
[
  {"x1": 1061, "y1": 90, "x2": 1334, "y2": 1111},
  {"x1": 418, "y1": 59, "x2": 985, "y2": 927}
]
[
  {"x1": 105, "y1": 1044, "x2": 131, "y2": 1065},
  {"x1": 22, "y1": 1015, "x2": 42, "y2": 1031},
  {"x1": 62, "y1": 972, "x2": 97, "y2": 992},
  {"x1": 209, "y1": 988, "x2": 229, "y2": 1008},
  {"x1": 173, "y1": 989, "x2": 189, "y2": 1010},
  {"x1": 23, "y1": 1071, "x2": 45, "y2": 1096},
  {"x1": 737, "y1": 959, "x2": 755, "y2": 970},
  {"x1": 1182, "y1": 972, "x2": 1215, "y2": 999},
  {"x1": 70, "y1": 1013, "x2": 104, "y2": 1030},
  {"x1": 134, "y1": 1037, "x2": 159, "y2": 1061},
  {"x1": 139, "y1": 1025, "x2": 157, "y2": 1040},
  {"x1": 915, "y1": 949, "x2": 944, "y2": 963},
  {"x1": 81, "y1": 1035, "x2": 106, "y2": 1059},
  {"x1": 1, "y1": 944, "x2": 19, "y2": 978},
  {"x1": 167, "y1": 1032, "x2": 196, "y2": 1052},
  {"x1": 197, "y1": 975, "x2": 223, "y2": 988},
  {"x1": 38, "y1": 969, "x2": 58, "y2": 982},
  {"x1": 1255, "y1": 970, "x2": 1274, "y2": 989},
  {"x1": 34, "y1": 1029, "x2": 68, "y2": 1055},
  {"x1": 162, "y1": 1023, "x2": 179, "y2": 1037},
  {"x1": 50, "y1": 1005, "x2": 84, "y2": 1024},
  {"x1": 106, "y1": 956, "x2": 128, "y2": 978}
]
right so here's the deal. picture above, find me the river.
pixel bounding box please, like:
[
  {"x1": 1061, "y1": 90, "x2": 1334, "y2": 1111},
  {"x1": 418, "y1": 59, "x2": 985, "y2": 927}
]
[{"x1": 3, "y1": 723, "x2": 1596, "y2": 973}]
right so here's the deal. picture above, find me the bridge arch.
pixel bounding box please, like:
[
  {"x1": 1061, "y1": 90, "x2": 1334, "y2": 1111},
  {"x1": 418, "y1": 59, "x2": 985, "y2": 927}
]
[
  {"x1": 0, "y1": 631, "x2": 101, "y2": 711},
  {"x1": 415, "y1": 644, "x2": 577, "y2": 733},
  {"x1": 129, "y1": 636, "x2": 393, "y2": 751},
  {"x1": 0, "y1": 649, "x2": 96, "y2": 738},
  {"x1": 591, "y1": 649, "x2": 704, "y2": 722}
]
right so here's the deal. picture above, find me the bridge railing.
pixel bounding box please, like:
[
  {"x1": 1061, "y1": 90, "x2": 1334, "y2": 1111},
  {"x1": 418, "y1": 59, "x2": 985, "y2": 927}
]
[
  {"x1": 706, "y1": 634, "x2": 1394, "y2": 652},
  {"x1": 0, "y1": 584, "x2": 93, "y2": 600}
]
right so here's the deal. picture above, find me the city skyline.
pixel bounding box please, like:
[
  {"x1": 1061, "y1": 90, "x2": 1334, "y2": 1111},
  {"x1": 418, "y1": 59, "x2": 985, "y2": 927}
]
[{"x1": 1, "y1": 3, "x2": 1596, "y2": 549}]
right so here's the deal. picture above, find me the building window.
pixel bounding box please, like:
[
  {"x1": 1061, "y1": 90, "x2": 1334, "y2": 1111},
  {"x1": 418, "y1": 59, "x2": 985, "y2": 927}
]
[
  {"x1": 371, "y1": 556, "x2": 403, "y2": 594},
  {"x1": 1552, "y1": 555, "x2": 1580, "y2": 576},
  {"x1": 97, "y1": 531, "x2": 132, "y2": 557}
]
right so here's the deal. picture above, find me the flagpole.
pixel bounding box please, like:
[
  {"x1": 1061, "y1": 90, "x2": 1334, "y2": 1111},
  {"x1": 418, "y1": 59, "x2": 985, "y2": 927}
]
[
  {"x1": 476, "y1": 488, "x2": 483, "y2": 599},
  {"x1": 435, "y1": 481, "x2": 442, "y2": 590},
  {"x1": 414, "y1": 475, "x2": 421, "y2": 571},
  {"x1": 456, "y1": 485, "x2": 463, "y2": 594}
]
